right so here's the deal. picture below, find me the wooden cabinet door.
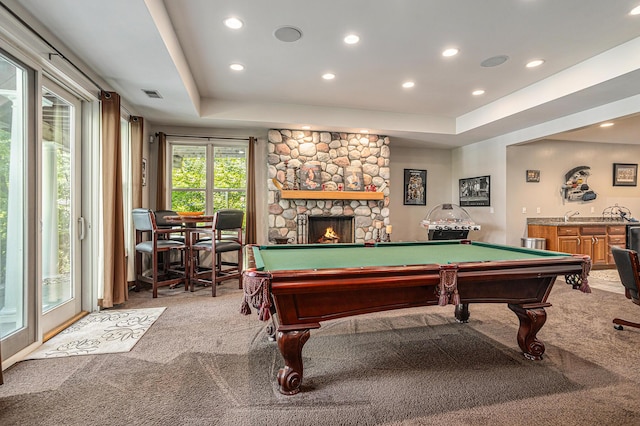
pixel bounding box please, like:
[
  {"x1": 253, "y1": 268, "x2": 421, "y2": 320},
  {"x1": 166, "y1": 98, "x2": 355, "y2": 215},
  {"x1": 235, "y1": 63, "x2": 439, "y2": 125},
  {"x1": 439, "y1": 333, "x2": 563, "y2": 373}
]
[
  {"x1": 578, "y1": 235, "x2": 607, "y2": 265},
  {"x1": 591, "y1": 235, "x2": 608, "y2": 265},
  {"x1": 558, "y1": 236, "x2": 580, "y2": 254}
]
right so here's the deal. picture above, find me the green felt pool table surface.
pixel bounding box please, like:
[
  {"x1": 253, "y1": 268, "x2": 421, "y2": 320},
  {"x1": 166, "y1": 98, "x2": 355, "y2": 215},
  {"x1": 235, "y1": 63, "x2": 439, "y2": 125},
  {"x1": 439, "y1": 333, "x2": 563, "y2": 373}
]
[{"x1": 251, "y1": 240, "x2": 569, "y2": 272}]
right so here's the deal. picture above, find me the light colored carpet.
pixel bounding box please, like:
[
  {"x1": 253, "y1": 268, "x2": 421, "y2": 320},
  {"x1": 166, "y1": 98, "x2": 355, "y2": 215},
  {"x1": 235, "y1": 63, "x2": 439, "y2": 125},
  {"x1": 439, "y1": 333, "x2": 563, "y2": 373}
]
[
  {"x1": 25, "y1": 307, "x2": 166, "y2": 359},
  {"x1": 3, "y1": 277, "x2": 640, "y2": 425}
]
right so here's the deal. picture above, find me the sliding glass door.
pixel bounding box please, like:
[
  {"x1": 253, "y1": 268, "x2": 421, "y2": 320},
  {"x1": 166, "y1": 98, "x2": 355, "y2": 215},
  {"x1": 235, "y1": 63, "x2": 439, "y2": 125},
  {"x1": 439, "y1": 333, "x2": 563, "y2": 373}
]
[
  {"x1": 40, "y1": 79, "x2": 82, "y2": 333},
  {"x1": 0, "y1": 51, "x2": 36, "y2": 356}
]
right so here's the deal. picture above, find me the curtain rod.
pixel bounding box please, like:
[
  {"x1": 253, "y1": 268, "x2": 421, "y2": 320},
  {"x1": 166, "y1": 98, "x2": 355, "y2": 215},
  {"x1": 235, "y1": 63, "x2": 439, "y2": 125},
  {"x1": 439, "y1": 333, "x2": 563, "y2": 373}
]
[
  {"x1": 0, "y1": 1, "x2": 105, "y2": 93},
  {"x1": 159, "y1": 133, "x2": 253, "y2": 142}
]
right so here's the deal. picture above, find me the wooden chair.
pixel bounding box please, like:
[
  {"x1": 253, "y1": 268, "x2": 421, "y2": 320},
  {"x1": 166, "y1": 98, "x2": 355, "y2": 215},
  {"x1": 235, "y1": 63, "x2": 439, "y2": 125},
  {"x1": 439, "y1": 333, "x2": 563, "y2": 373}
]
[
  {"x1": 132, "y1": 208, "x2": 186, "y2": 298},
  {"x1": 611, "y1": 246, "x2": 640, "y2": 330},
  {"x1": 154, "y1": 209, "x2": 186, "y2": 271},
  {"x1": 189, "y1": 209, "x2": 244, "y2": 296}
]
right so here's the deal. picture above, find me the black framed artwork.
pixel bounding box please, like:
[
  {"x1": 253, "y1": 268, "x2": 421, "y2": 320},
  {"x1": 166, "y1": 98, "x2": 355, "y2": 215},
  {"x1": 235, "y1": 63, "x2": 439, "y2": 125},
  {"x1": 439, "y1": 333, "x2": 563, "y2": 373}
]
[
  {"x1": 403, "y1": 169, "x2": 427, "y2": 205},
  {"x1": 613, "y1": 163, "x2": 638, "y2": 186},
  {"x1": 459, "y1": 175, "x2": 490, "y2": 207},
  {"x1": 526, "y1": 169, "x2": 540, "y2": 182}
]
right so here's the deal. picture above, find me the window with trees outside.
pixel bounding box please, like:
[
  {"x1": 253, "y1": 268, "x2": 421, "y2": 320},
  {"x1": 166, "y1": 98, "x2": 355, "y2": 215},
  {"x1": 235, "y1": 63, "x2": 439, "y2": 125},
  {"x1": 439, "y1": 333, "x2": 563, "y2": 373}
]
[{"x1": 170, "y1": 141, "x2": 247, "y2": 217}]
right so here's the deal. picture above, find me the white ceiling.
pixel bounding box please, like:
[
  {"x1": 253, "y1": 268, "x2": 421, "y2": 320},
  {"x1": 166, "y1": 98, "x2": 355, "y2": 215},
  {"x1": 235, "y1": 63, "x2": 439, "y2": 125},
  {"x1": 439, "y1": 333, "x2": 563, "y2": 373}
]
[{"x1": 12, "y1": 0, "x2": 640, "y2": 148}]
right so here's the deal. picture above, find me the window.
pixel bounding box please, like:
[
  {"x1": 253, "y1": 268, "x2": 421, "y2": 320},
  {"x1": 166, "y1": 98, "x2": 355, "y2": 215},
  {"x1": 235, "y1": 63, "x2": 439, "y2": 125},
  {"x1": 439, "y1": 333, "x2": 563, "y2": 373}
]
[
  {"x1": 170, "y1": 140, "x2": 247, "y2": 215},
  {"x1": 0, "y1": 51, "x2": 31, "y2": 340}
]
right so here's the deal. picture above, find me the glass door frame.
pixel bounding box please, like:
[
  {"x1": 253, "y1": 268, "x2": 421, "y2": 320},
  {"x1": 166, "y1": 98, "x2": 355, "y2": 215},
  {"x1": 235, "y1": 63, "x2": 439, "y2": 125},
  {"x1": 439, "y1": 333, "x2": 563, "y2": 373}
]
[{"x1": 40, "y1": 77, "x2": 83, "y2": 335}]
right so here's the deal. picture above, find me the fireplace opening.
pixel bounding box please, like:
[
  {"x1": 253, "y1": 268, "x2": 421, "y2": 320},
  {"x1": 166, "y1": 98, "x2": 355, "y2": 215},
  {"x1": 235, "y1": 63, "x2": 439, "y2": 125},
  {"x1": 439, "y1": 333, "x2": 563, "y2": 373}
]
[{"x1": 307, "y1": 216, "x2": 354, "y2": 244}]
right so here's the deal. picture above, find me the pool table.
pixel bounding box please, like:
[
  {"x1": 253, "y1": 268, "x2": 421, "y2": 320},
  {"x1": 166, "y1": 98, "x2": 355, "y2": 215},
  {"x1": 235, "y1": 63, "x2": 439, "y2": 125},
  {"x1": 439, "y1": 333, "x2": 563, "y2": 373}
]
[{"x1": 241, "y1": 240, "x2": 591, "y2": 395}]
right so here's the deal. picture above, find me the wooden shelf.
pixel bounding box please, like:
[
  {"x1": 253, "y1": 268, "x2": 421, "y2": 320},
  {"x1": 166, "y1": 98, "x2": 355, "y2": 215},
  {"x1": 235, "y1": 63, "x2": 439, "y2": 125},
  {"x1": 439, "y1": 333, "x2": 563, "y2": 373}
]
[{"x1": 280, "y1": 190, "x2": 384, "y2": 201}]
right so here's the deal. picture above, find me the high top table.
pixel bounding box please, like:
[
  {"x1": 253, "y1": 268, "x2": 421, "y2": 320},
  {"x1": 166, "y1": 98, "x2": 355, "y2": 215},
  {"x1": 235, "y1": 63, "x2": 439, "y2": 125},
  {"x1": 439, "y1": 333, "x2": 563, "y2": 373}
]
[{"x1": 165, "y1": 215, "x2": 214, "y2": 291}]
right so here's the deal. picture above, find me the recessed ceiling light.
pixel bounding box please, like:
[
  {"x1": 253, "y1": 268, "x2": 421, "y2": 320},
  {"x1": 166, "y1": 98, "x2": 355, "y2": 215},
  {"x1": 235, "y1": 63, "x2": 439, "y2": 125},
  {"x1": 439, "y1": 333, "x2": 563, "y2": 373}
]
[
  {"x1": 442, "y1": 48, "x2": 459, "y2": 57},
  {"x1": 600, "y1": 122, "x2": 614, "y2": 128},
  {"x1": 302, "y1": 125, "x2": 311, "y2": 130},
  {"x1": 360, "y1": 129, "x2": 369, "y2": 134},
  {"x1": 229, "y1": 63, "x2": 244, "y2": 71},
  {"x1": 472, "y1": 89, "x2": 485, "y2": 96},
  {"x1": 322, "y1": 73, "x2": 335, "y2": 80},
  {"x1": 526, "y1": 59, "x2": 545, "y2": 68},
  {"x1": 402, "y1": 81, "x2": 415, "y2": 89},
  {"x1": 630, "y1": 5, "x2": 640, "y2": 15},
  {"x1": 344, "y1": 34, "x2": 360, "y2": 44},
  {"x1": 224, "y1": 17, "x2": 243, "y2": 29}
]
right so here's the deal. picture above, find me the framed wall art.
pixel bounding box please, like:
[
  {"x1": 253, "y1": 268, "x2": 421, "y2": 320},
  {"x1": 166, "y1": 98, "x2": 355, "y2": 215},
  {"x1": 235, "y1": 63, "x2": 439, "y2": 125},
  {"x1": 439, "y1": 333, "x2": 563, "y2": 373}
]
[
  {"x1": 403, "y1": 169, "x2": 426, "y2": 205},
  {"x1": 526, "y1": 169, "x2": 540, "y2": 182},
  {"x1": 142, "y1": 158, "x2": 147, "y2": 186},
  {"x1": 613, "y1": 163, "x2": 637, "y2": 186},
  {"x1": 459, "y1": 175, "x2": 490, "y2": 207}
]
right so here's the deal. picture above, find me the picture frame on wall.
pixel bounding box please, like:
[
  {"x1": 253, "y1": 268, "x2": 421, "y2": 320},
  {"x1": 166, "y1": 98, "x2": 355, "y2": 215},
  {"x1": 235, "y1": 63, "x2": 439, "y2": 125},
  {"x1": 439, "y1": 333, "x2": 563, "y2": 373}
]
[
  {"x1": 403, "y1": 169, "x2": 427, "y2": 205},
  {"x1": 459, "y1": 175, "x2": 490, "y2": 207},
  {"x1": 526, "y1": 169, "x2": 540, "y2": 182},
  {"x1": 142, "y1": 158, "x2": 147, "y2": 187},
  {"x1": 613, "y1": 163, "x2": 638, "y2": 186}
]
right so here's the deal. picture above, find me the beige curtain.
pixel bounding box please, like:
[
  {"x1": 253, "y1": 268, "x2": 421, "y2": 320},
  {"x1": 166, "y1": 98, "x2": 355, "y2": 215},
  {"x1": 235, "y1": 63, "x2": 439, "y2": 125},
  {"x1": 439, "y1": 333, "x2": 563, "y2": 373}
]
[
  {"x1": 101, "y1": 91, "x2": 128, "y2": 307},
  {"x1": 130, "y1": 116, "x2": 144, "y2": 208},
  {"x1": 245, "y1": 137, "x2": 257, "y2": 244},
  {"x1": 156, "y1": 132, "x2": 167, "y2": 209}
]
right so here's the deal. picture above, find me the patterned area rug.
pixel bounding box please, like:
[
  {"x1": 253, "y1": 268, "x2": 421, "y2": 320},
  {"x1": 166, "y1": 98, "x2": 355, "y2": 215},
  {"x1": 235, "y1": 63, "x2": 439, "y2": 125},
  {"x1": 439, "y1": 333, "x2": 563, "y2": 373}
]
[{"x1": 25, "y1": 307, "x2": 166, "y2": 359}]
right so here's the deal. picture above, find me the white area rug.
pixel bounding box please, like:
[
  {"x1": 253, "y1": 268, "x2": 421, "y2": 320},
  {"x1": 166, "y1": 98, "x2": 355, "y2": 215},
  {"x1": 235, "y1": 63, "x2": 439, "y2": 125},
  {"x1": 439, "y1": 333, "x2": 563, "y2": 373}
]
[{"x1": 26, "y1": 307, "x2": 166, "y2": 359}]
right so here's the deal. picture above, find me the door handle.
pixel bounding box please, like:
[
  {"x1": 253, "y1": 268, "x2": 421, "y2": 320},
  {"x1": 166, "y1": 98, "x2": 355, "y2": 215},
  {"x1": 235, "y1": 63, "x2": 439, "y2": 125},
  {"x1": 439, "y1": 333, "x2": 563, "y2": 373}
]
[
  {"x1": 576, "y1": 237, "x2": 580, "y2": 246},
  {"x1": 78, "y1": 217, "x2": 86, "y2": 240}
]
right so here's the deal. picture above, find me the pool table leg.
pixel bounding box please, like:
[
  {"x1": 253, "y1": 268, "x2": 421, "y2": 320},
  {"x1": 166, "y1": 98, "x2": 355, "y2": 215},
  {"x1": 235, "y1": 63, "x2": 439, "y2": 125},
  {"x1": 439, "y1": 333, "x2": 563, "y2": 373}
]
[
  {"x1": 277, "y1": 329, "x2": 310, "y2": 395},
  {"x1": 454, "y1": 303, "x2": 470, "y2": 323},
  {"x1": 508, "y1": 303, "x2": 550, "y2": 360}
]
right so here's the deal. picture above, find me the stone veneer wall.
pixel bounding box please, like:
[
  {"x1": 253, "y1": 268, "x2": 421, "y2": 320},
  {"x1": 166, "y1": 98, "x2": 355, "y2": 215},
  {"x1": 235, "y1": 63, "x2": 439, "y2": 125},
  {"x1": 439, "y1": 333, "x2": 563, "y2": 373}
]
[{"x1": 268, "y1": 129, "x2": 391, "y2": 243}]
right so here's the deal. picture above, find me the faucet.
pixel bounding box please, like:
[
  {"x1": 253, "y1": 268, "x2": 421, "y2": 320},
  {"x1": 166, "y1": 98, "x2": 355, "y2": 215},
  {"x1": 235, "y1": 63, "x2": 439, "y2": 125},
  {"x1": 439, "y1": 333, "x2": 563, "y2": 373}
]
[{"x1": 564, "y1": 210, "x2": 580, "y2": 222}]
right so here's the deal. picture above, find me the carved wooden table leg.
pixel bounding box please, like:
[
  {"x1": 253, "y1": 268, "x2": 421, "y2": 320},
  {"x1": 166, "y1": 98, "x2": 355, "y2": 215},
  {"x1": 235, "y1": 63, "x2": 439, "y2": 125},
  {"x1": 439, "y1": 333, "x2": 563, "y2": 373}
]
[
  {"x1": 454, "y1": 303, "x2": 470, "y2": 323},
  {"x1": 508, "y1": 303, "x2": 549, "y2": 360},
  {"x1": 276, "y1": 329, "x2": 310, "y2": 395}
]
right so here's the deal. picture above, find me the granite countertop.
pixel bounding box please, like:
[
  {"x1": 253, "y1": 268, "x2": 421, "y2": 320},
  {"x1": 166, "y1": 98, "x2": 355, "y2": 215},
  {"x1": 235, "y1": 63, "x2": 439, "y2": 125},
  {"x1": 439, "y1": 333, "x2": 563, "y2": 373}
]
[{"x1": 527, "y1": 217, "x2": 629, "y2": 226}]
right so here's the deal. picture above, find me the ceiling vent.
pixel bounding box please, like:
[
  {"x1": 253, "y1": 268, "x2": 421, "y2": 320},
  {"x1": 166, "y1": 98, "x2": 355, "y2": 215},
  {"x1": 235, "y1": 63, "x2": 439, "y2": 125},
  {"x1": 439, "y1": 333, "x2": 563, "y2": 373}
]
[{"x1": 142, "y1": 89, "x2": 163, "y2": 99}]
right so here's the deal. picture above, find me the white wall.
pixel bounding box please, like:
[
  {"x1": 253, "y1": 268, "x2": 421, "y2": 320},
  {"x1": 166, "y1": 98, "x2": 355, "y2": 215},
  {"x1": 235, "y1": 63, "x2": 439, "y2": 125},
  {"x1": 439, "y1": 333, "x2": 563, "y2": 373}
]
[
  {"x1": 506, "y1": 139, "x2": 640, "y2": 247},
  {"x1": 452, "y1": 140, "x2": 508, "y2": 244},
  {"x1": 389, "y1": 146, "x2": 452, "y2": 242}
]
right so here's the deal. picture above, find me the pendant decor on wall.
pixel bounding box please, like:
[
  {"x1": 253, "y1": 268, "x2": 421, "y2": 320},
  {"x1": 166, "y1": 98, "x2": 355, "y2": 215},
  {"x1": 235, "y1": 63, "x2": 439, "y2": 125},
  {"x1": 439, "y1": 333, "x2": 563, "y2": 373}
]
[{"x1": 561, "y1": 165, "x2": 597, "y2": 203}]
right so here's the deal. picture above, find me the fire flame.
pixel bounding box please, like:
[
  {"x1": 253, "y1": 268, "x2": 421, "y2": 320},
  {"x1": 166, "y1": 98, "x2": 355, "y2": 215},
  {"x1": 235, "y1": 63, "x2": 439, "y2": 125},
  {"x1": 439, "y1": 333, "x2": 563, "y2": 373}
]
[{"x1": 324, "y1": 227, "x2": 339, "y2": 240}]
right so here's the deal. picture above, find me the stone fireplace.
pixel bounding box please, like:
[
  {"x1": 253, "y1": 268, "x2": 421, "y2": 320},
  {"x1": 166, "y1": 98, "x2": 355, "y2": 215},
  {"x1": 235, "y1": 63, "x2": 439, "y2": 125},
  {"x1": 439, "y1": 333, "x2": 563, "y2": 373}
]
[{"x1": 268, "y1": 129, "x2": 390, "y2": 244}]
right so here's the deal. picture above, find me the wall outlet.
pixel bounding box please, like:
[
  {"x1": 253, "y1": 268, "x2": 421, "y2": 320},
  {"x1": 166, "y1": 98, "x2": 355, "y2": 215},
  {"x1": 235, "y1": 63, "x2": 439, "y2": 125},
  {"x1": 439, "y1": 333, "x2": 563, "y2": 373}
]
[
  {"x1": 490, "y1": 207, "x2": 494, "y2": 214},
  {"x1": 590, "y1": 206, "x2": 595, "y2": 213},
  {"x1": 536, "y1": 207, "x2": 541, "y2": 214},
  {"x1": 522, "y1": 207, "x2": 527, "y2": 214}
]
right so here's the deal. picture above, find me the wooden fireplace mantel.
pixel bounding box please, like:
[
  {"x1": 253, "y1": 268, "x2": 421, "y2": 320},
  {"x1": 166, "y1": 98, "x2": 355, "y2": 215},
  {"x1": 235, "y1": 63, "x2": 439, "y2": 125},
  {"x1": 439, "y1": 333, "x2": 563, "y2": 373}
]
[{"x1": 280, "y1": 190, "x2": 384, "y2": 201}]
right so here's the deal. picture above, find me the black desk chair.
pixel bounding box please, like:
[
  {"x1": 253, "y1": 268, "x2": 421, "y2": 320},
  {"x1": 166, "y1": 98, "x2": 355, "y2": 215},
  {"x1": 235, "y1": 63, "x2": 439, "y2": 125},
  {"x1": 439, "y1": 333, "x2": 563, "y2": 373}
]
[
  {"x1": 132, "y1": 208, "x2": 186, "y2": 298},
  {"x1": 189, "y1": 209, "x2": 244, "y2": 296},
  {"x1": 611, "y1": 246, "x2": 640, "y2": 330}
]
